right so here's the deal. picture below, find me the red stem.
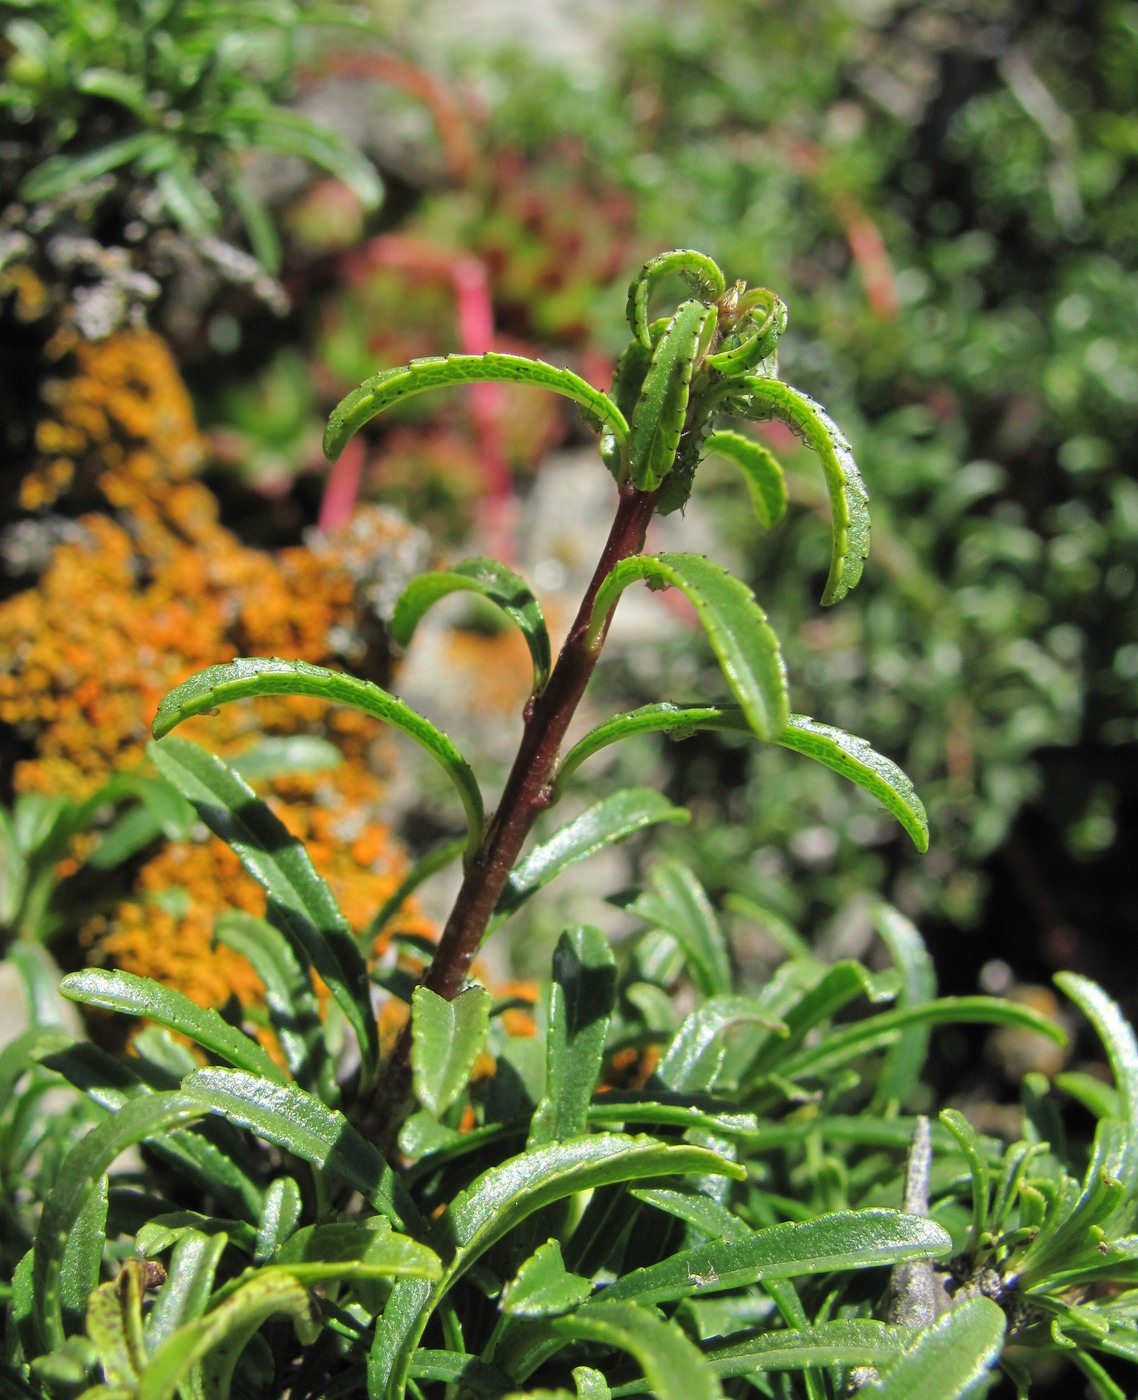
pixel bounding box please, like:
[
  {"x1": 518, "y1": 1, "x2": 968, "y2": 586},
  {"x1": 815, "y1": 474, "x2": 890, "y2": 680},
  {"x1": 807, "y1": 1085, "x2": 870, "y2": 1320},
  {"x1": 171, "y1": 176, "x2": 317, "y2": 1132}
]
[{"x1": 365, "y1": 479, "x2": 660, "y2": 1143}]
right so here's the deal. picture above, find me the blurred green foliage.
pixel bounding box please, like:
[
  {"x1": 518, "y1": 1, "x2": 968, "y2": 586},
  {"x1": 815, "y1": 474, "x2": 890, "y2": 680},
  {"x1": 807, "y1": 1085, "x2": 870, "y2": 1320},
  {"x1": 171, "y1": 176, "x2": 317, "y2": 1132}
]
[{"x1": 452, "y1": 0, "x2": 1137, "y2": 966}]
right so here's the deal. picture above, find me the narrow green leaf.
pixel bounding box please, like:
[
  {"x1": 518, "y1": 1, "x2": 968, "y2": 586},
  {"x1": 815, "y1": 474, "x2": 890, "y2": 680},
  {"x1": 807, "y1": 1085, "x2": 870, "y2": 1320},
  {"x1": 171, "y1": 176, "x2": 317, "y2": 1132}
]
[
  {"x1": 323, "y1": 352, "x2": 628, "y2": 463},
  {"x1": 392, "y1": 558, "x2": 552, "y2": 694},
  {"x1": 494, "y1": 790, "x2": 690, "y2": 926},
  {"x1": 182, "y1": 1068, "x2": 419, "y2": 1232},
  {"x1": 601, "y1": 1209, "x2": 951, "y2": 1305},
  {"x1": 738, "y1": 377, "x2": 870, "y2": 604},
  {"x1": 573, "y1": 1367, "x2": 611, "y2": 1400},
  {"x1": 706, "y1": 1319, "x2": 914, "y2": 1376},
  {"x1": 767, "y1": 995, "x2": 1065, "y2": 1092},
  {"x1": 137, "y1": 1272, "x2": 319, "y2": 1400},
  {"x1": 628, "y1": 860, "x2": 732, "y2": 999},
  {"x1": 776, "y1": 715, "x2": 929, "y2": 851},
  {"x1": 704, "y1": 429, "x2": 787, "y2": 529},
  {"x1": 20, "y1": 132, "x2": 157, "y2": 201},
  {"x1": 148, "y1": 738, "x2": 380, "y2": 1084},
  {"x1": 940, "y1": 1109, "x2": 992, "y2": 1245},
  {"x1": 502, "y1": 1240, "x2": 592, "y2": 1318},
  {"x1": 587, "y1": 553, "x2": 787, "y2": 741},
  {"x1": 1056, "y1": 973, "x2": 1138, "y2": 1194},
  {"x1": 553, "y1": 1301, "x2": 721, "y2": 1400},
  {"x1": 151, "y1": 658, "x2": 484, "y2": 862},
  {"x1": 631, "y1": 1186, "x2": 748, "y2": 1241},
  {"x1": 34, "y1": 1093, "x2": 207, "y2": 1351},
  {"x1": 861, "y1": 1296, "x2": 1005, "y2": 1398},
  {"x1": 59, "y1": 969, "x2": 288, "y2": 1085},
  {"x1": 529, "y1": 926, "x2": 616, "y2": 1146},
  {"x1": 155, "y1": 159, "x2": 222, "y2": 236},
  {"x1": 371, "y1": 1135, "x2": 743, "y2": 1398},
  {"x1": 871, "y1": 905, "x2": 937, "y2": 1109},
  {"x1": 269, "y1": 1219, "x2": 440, "y2": 1282},
  {"x1": 213, "y1": 912, "x2": 331, "y2": 1101},
  {"x1": 628, "y1": 299, "x2": 716, "y2": 490},
  {"x1": 145, "y1": 1230, "x2": 229, "y2": 1352},
  {"x1": 626, "y1": 249, "x2": 726, "y2": 347},
  {"x1": 554, "y1": 703, "x2": 738, "y2": 798},
  {"x1": 61, "y1": 1176, "x2": 108, "y2": 1342},
  {"x1": 659, "y1": 995, "x2": 787, "y2": 1093},
  {"x1": 588, "y1": 1092, "x2": 758, "y2": 1140},
  {"x1": 412, "y1": 984, "x2": 491, "y2": 1116}
]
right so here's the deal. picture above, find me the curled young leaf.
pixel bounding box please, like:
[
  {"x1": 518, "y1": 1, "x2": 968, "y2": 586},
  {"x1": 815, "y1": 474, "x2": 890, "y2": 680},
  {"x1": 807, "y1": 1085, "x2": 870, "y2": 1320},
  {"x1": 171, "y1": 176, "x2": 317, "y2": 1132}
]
[
  {"x1": 626, "y1": 249, "x2": 727, "y2": 347},
  {"x1": 628, "y1": 300, "x2": 717, "y2": 491},
  {"x1": 152, "y1": 657, "x2": 484, "y2": 863},
  {"x1": 737, "y1": 377, "x2": 870, "y2": 605},
  {"x1": 392, "y1": 558, "x2": 552, "y2": 696},
  {"x1": 705, "y1": 287, "x2": 788, "y2": 374},
  {"x1": 323, "y1": 352, "x2": 628, "y2": 463},
  {"x1": 704, "y1": 429, "x2": 788, "y2": 530}
]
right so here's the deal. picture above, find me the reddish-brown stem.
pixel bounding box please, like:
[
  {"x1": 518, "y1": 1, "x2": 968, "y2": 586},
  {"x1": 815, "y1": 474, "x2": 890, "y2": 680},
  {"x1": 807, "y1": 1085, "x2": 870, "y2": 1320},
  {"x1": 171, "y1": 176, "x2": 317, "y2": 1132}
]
[{"x1": 365, "y1": 479, "x2": 660, "y2": 1145}]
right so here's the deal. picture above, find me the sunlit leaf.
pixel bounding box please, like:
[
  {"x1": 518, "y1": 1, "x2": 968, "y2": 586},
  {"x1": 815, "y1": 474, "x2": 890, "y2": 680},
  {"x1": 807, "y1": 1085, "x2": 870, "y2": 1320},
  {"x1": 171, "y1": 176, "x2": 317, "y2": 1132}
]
[
  {"x1": 704, "y1": 428, "x2": 787, "y2": 528},
  {"x1": 626, "y1": 249, "x2": 726, "y2": 347},
  {"x1": 860, "y1": 1296, "x2": 1005, "y2": 1398},
  {"x1": 392, "y1": 557, "x2": 552, "y2": 695},
  {"x1": 412, "y1": 985, "x2": 491, "y2": 1117},
  {"x1": 588, "y1": 554, "x2": 787, "y2": 741},
  {"x1": 737, "y1": 377, "x2": 870, "y2": 604}
]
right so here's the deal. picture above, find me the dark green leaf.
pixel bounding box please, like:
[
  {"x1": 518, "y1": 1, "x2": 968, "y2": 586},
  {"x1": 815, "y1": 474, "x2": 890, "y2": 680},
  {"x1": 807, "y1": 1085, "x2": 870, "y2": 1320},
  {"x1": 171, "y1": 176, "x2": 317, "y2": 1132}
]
[
  {"x1": 529, "y1": 926, "x2": 616, "y2": 1146},
  {"x1": 20, "y1": 132, "x2": 158, "y2": 201},
  {"x1": 181, "y1": 1068, "x2": 418, "y2": 1233},
  {"x1": 145, "y1": 1230, "x2": 229, "y2": 1352},
  {"x1": 588, "y1": 554, "x2": 787, "y2": 741},
  {"x1": 147, "y1": 737, "x2": 379, "y2": 1083},
  {"x1": 872, "y1": 905, "x2": 937, "y2": 1109},
  {"x1": 392, "y1": 558, "x2": 552, "y2": 695}
]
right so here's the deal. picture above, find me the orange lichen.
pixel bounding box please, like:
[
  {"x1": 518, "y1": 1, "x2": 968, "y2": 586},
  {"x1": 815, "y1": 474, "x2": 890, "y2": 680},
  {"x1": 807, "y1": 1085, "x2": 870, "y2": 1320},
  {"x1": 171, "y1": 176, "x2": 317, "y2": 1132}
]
[{"x1": 1, "y1": 329, "x2": 436, "y2": 1014}]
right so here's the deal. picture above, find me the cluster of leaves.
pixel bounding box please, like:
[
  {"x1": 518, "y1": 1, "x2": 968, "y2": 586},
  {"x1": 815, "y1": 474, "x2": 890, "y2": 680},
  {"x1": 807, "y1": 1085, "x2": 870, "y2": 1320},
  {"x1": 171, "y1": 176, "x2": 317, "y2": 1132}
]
[
  {"x1": 7, "y1": 845, "x2": 1138, "y2": 1398},
  {"x1": 0, "y1": 0, "x2": 384, "y2": 275},
  {"x1": 3, "y1": 246, "x2": 1137, "y2": 1400}
]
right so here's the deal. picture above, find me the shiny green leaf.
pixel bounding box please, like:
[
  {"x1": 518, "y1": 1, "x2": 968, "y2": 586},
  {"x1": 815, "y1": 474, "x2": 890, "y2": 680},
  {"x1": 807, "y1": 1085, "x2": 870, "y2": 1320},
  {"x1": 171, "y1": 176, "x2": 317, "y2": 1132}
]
[
  {"x1": 704, "y1": 429, "x2": 787, "y2": 528},
  {"x1": 871, "y1": 905, "x2": 938, "y2": 1109},
  {"x1": 707, "y1": 1319, "x2": 914, "y2": 1376},
  {"x1": 529, "y1": 926, "x2": 616, "y2": 1146},
  {"x1": 59, "y1": 968, "x2": 288, "y2": 1085},
  {"x1": 553, "y1": 1301, "x2": 721, "y2": 1400},
  {"x1": 412, "y1": 984, "x2": 491, "y2": 1116},
  {"x1": 588, "y1": 553, "x2": 787, "y2": 741},
  {"x1": 182, "y1": 1068, "x2": 418, "y2": 1232},
  {"x1": 628, "y1": 299, "x2": 716, "y2": 489},
  {"x1": 738, "y1": 377, "x2": 870, "y2": 604},
  {"x1": 659, "y1": 995, "x2": 787, "y2": 1093},
  {"x1": 145, "y1": 1230, "x2": 229, "y2": 1351},
  {"x1": 601, "y1": 1209, "x2": 951, "y2": 1305},
  {"x1": 627, "y1": 860, "x2": 732, "y2": 998},
  {"x1": 228, "y1": 735, "x2": 342, "y2": 781},
  {"x1": 494, "y1": 789, "x2": 689, "y2": 926},
  {"x1": 861, "y1": 1296, "x2": 1004, "y2": 1398},
  {"x1": 392, "y1": 558, "x2": 552, "y2": 694},
  {"x1": 152, "y1": 658, "x2": 484, "y2": 862},
  {"x1": 1057, "y1": 973, "x2": 1138, "y2": 1194},
  {"x1": 324, "y1": 352, "x2": 627, "y2": 462},
  {"x1": 501, "y1": 1239, "x2": 592, "y2": 1318},
  {"x1": 148, "y1": 737, "x2": 380, "y2": 1083},
  {"x1": 777, "y1": 715, "x2": 929, "y2": 851}
]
